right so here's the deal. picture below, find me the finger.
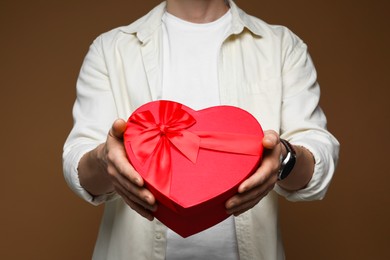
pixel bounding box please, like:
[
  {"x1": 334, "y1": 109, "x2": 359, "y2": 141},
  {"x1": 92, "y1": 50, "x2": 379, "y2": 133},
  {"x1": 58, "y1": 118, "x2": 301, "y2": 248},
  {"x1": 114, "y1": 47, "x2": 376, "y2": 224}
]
[
  {"x1": 113, "y1": 172, "x2": 155, "y2": 206},
  {"x1": 238, "y1": 140, "x2": 281, "y2": 194},
  {"x1": 227, "y1": 195, "x2": 263, "y2": 216},
  {"x1": 104, "y1": 135, "x2": 145, "y2": 188},
  {"x1": 113, "y1": 181, "x2": 157, "y2": 210},
  {"x1": 240, "y1": 178, "x2": 275, "y2": 203},
  {"x1": 262, "y1": 130, "x2": 280, "y2": 149},
  {"x1": 106, "y1": 156, "x2": 142, "y2": 189},
  {"x1": 226, "y1": 178, "x2": 273, "y2": 210},
  {"x1": 230, "y1": 196, "x2": 264, "y2": 216},
  {"x1": 226, "y1": 181, "x2": 275, "y2": 215},
  {"x1": 238, "y1": 157, "x2": 277, "y2": 193},
  {"x1": 238, "y1": 168, "x2": 269, "y2": 194},
  {"x1": 109, "y1": 119, "x2": 127, "y2": 140},
  {"x1": 226, "y1": 166, "x2": 278, "y2": 209},
  {"x1": 115, "y1": 186, "x2": 155, "y2": 221},
  {"x1": 111, "y1": 156, "x2": 145, "y2": 187}
]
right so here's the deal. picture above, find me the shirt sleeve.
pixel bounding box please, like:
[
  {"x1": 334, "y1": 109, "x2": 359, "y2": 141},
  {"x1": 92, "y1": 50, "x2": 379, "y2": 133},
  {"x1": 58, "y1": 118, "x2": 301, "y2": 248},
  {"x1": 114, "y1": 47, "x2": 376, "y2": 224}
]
[
  {"x1": 274, "y1": 36, "x2": 340, "y2": 201},
  {"x1": 62, "y1": 36, "x2": 119, "y2": 205}
]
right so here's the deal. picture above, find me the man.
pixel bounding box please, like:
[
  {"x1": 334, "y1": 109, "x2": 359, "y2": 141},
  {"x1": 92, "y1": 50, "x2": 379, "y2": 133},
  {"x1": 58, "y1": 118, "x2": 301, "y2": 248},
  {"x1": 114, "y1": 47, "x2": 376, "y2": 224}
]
[{"x1": 63, "y1": 0, "x2": 339, "y2": 259}]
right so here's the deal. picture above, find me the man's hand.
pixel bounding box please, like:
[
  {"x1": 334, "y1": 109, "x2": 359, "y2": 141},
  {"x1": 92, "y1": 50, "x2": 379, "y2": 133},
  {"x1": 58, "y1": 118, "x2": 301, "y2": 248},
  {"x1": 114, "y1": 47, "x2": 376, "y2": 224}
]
[
  {"x1": 225, "y1": 130, "x2": 281, "y2": 216},
  {"x1": 79, "y1": 119, "x2": 157, "y2": 221},
  {"x1": 103, "y1": 119, "x2": 157, "y2": 220}
]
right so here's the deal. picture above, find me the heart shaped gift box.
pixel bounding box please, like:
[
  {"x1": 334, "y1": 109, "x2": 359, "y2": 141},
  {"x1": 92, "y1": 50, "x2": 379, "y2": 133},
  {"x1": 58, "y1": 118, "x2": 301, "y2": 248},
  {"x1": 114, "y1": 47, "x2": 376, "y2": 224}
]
[{"x1": 124, "y1": 100, "x2": 264, "y2": 237}]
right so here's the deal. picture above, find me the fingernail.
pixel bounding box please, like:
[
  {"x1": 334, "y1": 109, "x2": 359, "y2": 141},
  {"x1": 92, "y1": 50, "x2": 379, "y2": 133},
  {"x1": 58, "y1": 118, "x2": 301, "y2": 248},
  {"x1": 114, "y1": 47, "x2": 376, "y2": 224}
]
[
  {"x1": 227, "y1": 201, "x2": 235, "y2": 209},
  {"x1": 239, "y1": 185, "x2": 247, "y2": 193},
  {"x1": 144, "y1": 195, "x2": 152, "y2": 204},
  {"x1": 267, "y1": 136, "x2": 277, "y2": 144},
  {"x1": 226, "y1": 207, "x2": 235, "y2": 215}
]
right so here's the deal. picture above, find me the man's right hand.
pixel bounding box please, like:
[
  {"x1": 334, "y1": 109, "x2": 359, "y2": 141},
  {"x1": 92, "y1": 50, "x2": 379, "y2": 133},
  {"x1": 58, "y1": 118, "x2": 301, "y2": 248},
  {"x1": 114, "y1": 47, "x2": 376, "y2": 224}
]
[{"x1": 79, "y1": 119, "x2": 157, "y2": 221}]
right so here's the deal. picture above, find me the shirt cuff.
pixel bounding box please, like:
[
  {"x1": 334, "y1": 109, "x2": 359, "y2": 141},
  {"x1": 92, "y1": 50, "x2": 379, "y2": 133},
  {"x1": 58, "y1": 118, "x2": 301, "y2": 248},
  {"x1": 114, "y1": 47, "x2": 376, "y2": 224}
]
[{"x1": 63, "y1": 143, "x2": 119, "y2": 206}]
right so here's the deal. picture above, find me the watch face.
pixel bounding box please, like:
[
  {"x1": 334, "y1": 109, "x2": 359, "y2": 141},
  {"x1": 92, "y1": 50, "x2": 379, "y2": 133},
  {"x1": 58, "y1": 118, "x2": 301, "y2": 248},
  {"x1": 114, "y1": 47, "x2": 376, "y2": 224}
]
[
  {"x1": 279, "y1": 154, "x2": 296, "y2": 180},
  {"x1": 278, "y1": 139, "x2": 297, "y2": 180}
]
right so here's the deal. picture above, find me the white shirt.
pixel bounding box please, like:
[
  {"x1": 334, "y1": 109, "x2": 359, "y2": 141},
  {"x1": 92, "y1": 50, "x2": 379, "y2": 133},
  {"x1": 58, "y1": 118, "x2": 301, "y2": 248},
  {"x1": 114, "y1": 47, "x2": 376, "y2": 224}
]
[
  {"x1": 161, "y1": 11, "x2": 231, "y2": 110},
  {"x1": 63, "y1": 1, "x2": 340, "y2": 259},
  {"x1": 161, "y1": 10, "x2": 239, "y2": 260}
]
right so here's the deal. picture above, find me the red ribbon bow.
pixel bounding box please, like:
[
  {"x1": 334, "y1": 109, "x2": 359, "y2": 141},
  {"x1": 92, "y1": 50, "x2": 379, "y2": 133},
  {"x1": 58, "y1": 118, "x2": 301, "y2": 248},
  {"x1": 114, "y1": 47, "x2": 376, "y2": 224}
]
[{"x1": 124, "y1": 101, "x2": 262, "y2": 196}]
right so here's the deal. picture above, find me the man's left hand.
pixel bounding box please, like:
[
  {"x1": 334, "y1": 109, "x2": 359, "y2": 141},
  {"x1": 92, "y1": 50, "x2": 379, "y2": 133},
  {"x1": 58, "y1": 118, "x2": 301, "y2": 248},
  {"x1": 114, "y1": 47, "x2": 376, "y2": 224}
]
[{"x1": 225, "y1": 130, "x2": 281, "y2": 216}]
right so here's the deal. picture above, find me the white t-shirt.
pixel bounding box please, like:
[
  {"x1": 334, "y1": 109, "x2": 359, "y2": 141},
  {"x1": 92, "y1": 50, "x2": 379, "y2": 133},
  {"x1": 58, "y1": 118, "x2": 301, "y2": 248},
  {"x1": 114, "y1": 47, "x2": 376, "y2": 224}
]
[
  {"x1": 162, "y1": 10, "x2": 229, "y2": 110},
  {"x1": 161, "y1": 10, "x2": 239, "y2": 260}
]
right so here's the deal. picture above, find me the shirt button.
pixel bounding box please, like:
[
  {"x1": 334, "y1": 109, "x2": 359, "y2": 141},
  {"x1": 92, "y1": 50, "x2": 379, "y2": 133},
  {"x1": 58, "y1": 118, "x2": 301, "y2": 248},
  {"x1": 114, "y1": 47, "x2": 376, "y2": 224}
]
[{"x1": 155, "y1": 233, "x2": 162, "y2": 240}]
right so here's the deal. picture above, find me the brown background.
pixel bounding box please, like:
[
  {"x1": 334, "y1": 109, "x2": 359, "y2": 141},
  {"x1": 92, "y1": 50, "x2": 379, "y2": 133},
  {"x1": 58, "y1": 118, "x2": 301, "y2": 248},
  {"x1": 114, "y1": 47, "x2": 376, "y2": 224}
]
[{"x1": 1, "y1": 0, "x2": 389, "y2": 259}]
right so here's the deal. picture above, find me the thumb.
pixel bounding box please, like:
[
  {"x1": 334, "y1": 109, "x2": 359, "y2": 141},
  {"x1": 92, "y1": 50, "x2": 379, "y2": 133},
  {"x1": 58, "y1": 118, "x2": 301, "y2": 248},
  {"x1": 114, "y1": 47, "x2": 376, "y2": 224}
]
[
  {"x1": 262, "y1": 130, "x2": 280, "y2": 149},
  {"x1": 110, "y1": 119, "x2": 127, "y2": 139}
]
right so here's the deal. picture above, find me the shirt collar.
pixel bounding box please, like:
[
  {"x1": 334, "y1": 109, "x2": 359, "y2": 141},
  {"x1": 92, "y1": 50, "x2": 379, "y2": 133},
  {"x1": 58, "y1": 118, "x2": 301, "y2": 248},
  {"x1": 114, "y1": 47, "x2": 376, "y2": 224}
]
[{"x1": 119, "y1": 0, "x2": 263, "y2": 42}]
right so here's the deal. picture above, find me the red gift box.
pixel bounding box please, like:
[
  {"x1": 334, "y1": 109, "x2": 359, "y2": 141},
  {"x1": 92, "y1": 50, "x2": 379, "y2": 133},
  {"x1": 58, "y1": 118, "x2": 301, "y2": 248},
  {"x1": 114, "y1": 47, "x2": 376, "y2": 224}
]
[{"x1": 124, "y1": 100, "x2": 264, "y2": 237}]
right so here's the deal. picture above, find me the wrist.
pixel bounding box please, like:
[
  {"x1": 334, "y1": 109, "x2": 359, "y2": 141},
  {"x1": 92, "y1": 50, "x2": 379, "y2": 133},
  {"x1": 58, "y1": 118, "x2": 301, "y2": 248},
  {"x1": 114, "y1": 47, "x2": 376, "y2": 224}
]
[
  {"x1": 277, "y1": 143, "x2": 314, "y2": 191},
  {"x1": 94, "y1": 143, "x2": 108, "y2": 171},
  {"x1": 79, "y1": 144, "x2": 114, "y2": 196}
]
